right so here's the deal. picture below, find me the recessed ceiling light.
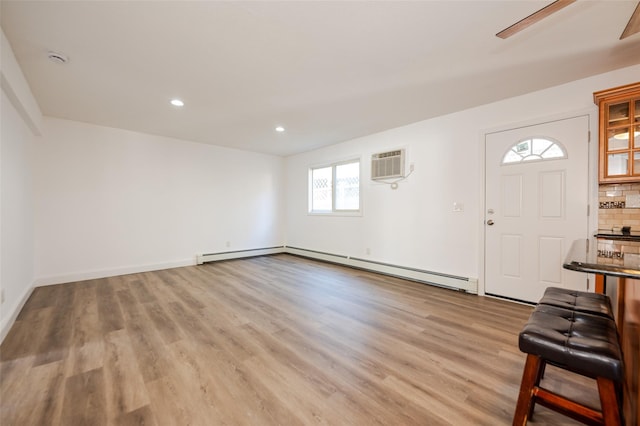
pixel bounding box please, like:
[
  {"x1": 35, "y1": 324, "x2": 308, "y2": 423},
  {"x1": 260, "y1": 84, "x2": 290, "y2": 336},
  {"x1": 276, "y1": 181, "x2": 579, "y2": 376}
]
[
  {"x1": 170, "y1": 99, "x2": 184, "y2": 107},
  {"x1": 275, "y1": 126, "x2": 285, "y2": 132},
  {"x1": 47, "y1": 51, "x2": 68, "y2": 64}
]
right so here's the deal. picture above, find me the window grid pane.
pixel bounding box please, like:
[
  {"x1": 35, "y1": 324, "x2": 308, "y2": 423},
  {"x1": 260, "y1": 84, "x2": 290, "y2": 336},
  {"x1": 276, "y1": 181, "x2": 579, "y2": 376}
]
[
  {"x1": 532, "y1": 139, "x2": 552, "y2": 155},
  {"x1": 311, "y1": 167, "x2": 332, "y2": 211},
  {"x1": 335, "y1": 162, "x2": 360, "y2": 210}
]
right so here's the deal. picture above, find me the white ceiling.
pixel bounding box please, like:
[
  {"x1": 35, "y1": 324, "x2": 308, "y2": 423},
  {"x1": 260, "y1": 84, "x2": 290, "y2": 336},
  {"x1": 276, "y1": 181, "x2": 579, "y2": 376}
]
[{"x1": 2, "y1": 1, "x2": 640, "y2": 156}]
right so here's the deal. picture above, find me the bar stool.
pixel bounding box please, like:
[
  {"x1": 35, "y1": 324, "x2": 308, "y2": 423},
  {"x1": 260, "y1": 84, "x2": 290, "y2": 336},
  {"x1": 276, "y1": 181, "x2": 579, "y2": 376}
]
[
  {"x1": 538, "y1": 287, "x2": 614, "y2": 319},
  {"x1": 513, "y1": 304, "x2": 623, "y2": 426}
]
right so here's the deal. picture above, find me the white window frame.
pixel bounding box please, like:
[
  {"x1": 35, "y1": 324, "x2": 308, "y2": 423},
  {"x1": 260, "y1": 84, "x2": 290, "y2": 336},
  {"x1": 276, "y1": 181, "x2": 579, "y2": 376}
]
[{"x1": 309, "y1": 158, "x2": 361, "y2": 216}]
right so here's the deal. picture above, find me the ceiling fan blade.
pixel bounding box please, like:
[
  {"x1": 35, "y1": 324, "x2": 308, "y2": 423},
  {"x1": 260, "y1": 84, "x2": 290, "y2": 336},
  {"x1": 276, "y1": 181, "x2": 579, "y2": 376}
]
[
  {"x1": 496, "y1": 0, "x2": 577, "y2": 39},
  {"x1": 620, "y1": 1, "x2": 640, "y2": 40}
]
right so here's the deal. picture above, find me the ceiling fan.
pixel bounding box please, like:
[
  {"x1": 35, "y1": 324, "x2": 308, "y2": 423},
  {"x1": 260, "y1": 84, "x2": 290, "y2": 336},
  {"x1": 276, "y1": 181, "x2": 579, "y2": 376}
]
[{"x1": 496, "y1": 0, "x2": 640, "y2": 40}]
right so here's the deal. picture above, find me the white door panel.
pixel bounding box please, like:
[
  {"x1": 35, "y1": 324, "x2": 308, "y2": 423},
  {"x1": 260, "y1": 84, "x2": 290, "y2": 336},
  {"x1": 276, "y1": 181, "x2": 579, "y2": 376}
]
[
  {"x1": 502, "y1": 175, "x2": 522, "y2": 217},
  {"x1": 485, "y1": 116, "x2": 589, "y2": 303},
  {"x1": 540, "y1": 171, "x2": 564, "y2": 218}
]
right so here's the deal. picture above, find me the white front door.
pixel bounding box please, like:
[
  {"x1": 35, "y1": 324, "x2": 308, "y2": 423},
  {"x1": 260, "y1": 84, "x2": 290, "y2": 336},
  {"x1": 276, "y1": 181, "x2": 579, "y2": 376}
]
[{"x1": 484, "y1": 115, "x2": 589, "y2": 303}]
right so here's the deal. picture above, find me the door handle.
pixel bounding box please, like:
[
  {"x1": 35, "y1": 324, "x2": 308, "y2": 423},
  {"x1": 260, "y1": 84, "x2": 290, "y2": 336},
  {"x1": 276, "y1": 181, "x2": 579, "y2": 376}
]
[{"x1": 486, "y1": 219, "x2": 495, "y2": 226}]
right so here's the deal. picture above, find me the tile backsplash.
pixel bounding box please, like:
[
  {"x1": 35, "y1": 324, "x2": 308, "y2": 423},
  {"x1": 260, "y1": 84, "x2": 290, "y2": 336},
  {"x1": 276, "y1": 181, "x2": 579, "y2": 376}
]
[
  {"x1": 598, "y1": 183, "x2": 640, "y2": 230},
  {"x1": 597, "y1": 240, "x2": 640, "y2": 264}
]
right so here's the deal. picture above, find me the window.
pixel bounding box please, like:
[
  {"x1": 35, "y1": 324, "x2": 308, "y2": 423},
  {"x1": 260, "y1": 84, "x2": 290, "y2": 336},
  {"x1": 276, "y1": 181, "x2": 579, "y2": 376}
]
[
  {"x1": 502, "y1": 137, "x2": 567, "y2": 165},
  {"x1": 310, "y1": 160, "x2": 360, "y2": 213}
]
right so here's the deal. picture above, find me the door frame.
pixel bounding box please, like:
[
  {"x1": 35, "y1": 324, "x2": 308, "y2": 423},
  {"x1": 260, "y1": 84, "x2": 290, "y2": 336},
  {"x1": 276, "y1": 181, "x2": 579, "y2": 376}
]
[{"x1": 478, "y1": 108, "x2": 598, "y2": 298}]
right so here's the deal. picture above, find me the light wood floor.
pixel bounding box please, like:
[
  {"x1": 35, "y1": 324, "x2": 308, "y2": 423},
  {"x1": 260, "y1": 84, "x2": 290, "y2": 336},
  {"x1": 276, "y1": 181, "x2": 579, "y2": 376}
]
[{"x1": 1, "y1": 254, "x2": 600, "y2": 425}]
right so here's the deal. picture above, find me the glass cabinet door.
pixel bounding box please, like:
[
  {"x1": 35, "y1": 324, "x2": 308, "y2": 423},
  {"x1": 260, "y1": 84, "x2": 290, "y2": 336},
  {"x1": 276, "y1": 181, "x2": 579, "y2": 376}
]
[
  {"x1": 608, "y1": 152, "x2": 629, "y2": 176},
  {"x1": 605, "y1": 99, "x2": 639, "y2": 178},
  {"x1": 608, "y1": 101, "x2": 630, "y2": 125},
  {"x1": 608, "y1": 128, "x2": 630, "y2": 151},
  {"x1": 595, "y1": 83, "x2": 640, "y2": 183}
]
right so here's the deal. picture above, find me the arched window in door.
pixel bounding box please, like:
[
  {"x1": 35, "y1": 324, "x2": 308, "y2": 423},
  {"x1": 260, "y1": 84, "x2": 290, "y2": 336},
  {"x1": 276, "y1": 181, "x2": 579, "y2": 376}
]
[{"x1": 502, "y1": 137, "x2": 567, "y2": 165}]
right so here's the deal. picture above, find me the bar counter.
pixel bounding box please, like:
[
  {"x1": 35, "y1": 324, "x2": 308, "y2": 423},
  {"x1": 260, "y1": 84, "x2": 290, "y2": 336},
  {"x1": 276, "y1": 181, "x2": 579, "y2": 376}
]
[
  {"x1": 563, "y1": 238, "x2": 640, "y2": 279},
  {"x1": 563, "y1": 238, "x2": 640, "y2": 425}
]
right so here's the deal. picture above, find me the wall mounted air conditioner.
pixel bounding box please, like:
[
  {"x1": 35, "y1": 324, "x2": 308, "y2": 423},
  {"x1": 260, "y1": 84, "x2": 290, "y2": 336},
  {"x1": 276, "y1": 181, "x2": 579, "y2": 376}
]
[{"x1": 371, "y1": 149, "x2": 405, "y2": 180}]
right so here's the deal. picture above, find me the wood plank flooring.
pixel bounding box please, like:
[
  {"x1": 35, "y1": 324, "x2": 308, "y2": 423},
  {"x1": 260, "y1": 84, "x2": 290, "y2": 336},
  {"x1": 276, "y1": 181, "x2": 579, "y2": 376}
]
[{"x1": 1, "y1": 254, "x2": 601, "y2": 425}]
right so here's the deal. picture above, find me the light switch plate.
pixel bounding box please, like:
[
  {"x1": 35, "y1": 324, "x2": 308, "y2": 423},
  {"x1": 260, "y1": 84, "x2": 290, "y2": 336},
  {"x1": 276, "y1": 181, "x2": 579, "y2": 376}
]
[
  {"x1": 626, "y1": 194, "x2": 640, "y2": 208},
  {"x1": 453, "y1": 202, "x2": 464, "y2": 212}
]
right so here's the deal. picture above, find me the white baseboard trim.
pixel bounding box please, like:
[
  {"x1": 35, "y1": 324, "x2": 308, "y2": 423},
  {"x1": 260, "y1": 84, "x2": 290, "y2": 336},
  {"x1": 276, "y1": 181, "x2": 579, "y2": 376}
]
[
  {"x1": 0, "y1": 284, "x2": 34, "y2": 344},
  {"x1": 33, "y1": 258, "x2": 196, "y2": 287},
  {"x1": 197, "y1": 245, "x2": 477, "y2": 294}
]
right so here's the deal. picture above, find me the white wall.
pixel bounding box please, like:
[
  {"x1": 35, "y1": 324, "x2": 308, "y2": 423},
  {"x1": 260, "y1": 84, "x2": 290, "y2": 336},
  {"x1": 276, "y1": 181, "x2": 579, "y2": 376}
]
[
  {"x1": 0, "y1": 28, "x2": 42, "y2": 135},
  {"x1": 0, "y1": 27, "x2": 42, "y2": 341},
  {"x1": 0, "y1": 90, "x2": 36, "y2": 339},
  {"x1": 33, "y1": 118, "x2": 284, "y2": 285},
  {"x1": 284, "y1": 64, "x2": 640, "y2": 289}
]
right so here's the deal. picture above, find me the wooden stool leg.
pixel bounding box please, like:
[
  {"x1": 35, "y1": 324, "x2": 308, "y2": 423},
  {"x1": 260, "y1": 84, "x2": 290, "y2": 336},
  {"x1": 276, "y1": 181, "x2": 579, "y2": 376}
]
[
  {"x1": 597, "y1": 377, "x2": 621, "y2": 426},
  {"x1": 513, "y1": 354, "x2": 543, "y2": 426},
  {"x1": 528, "y1": 360, "x2": 546, "y2": 418}
]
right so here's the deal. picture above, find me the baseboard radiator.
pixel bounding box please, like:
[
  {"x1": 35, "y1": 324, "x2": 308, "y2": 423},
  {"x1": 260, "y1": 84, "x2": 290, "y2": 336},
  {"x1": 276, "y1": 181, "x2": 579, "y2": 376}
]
[
  {"x1": 197, "y1": 246, "x2": 477, "y2": 294},
  {"x1": 196, "y1": 246, "x2": 286, "y2": 264}
]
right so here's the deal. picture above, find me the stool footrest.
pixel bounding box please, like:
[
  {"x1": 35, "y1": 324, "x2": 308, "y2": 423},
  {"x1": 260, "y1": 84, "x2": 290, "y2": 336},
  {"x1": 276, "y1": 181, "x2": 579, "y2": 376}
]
[
  {"x1": 513, "y1": 353, "x2": 621, "y2": 426},
  {"x1": 533, "y1": 387, "x2": 603, "y2": 426}
]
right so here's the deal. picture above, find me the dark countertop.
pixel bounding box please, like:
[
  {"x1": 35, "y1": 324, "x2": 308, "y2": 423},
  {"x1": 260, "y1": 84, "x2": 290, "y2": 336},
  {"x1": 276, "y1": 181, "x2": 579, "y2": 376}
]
[
  {"x1": 595, "y1": 229, "x2": 640, "y2": 242},
  {"x1": 563, "y1": 238, "x2": 640, "y2": 279}
]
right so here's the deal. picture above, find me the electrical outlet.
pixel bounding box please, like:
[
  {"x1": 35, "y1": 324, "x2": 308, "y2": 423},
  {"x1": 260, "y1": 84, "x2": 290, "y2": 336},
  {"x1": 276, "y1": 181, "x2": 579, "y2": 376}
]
[
  {"x1": 366, "y1": 248, "x2": 371, "y2": 255},
  {"x1": 226, "y1": 241, "x2": 231, "y2": 248}
]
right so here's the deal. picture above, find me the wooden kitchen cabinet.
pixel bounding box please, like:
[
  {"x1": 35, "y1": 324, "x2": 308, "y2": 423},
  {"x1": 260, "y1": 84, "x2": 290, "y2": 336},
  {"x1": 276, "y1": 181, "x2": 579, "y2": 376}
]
[{"x1": 594, "y1": 82, "x2": 640, "y2": 183}]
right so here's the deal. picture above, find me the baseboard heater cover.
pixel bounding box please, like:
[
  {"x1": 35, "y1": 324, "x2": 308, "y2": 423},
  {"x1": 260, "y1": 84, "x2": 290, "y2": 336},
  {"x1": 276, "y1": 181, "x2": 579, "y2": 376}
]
[
  {"x1": 284, "y1": 246, "x2": 478, "y2": 294},
  {"x1": 196, "y1": 246, "x2": 477, "y2": 294},
  {"x1": 197, "y1": 246, "x2": 285, "y2": 264}
]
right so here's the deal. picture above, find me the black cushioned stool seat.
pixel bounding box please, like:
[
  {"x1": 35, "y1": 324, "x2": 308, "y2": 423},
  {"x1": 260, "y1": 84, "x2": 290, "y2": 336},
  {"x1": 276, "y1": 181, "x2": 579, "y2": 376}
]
[
  {"x1": 538, "y1": 287, "x2": 614, "y2": 320},
  {"x1": 513, "y1": 305, "x2": 623, "y2": 426}
]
